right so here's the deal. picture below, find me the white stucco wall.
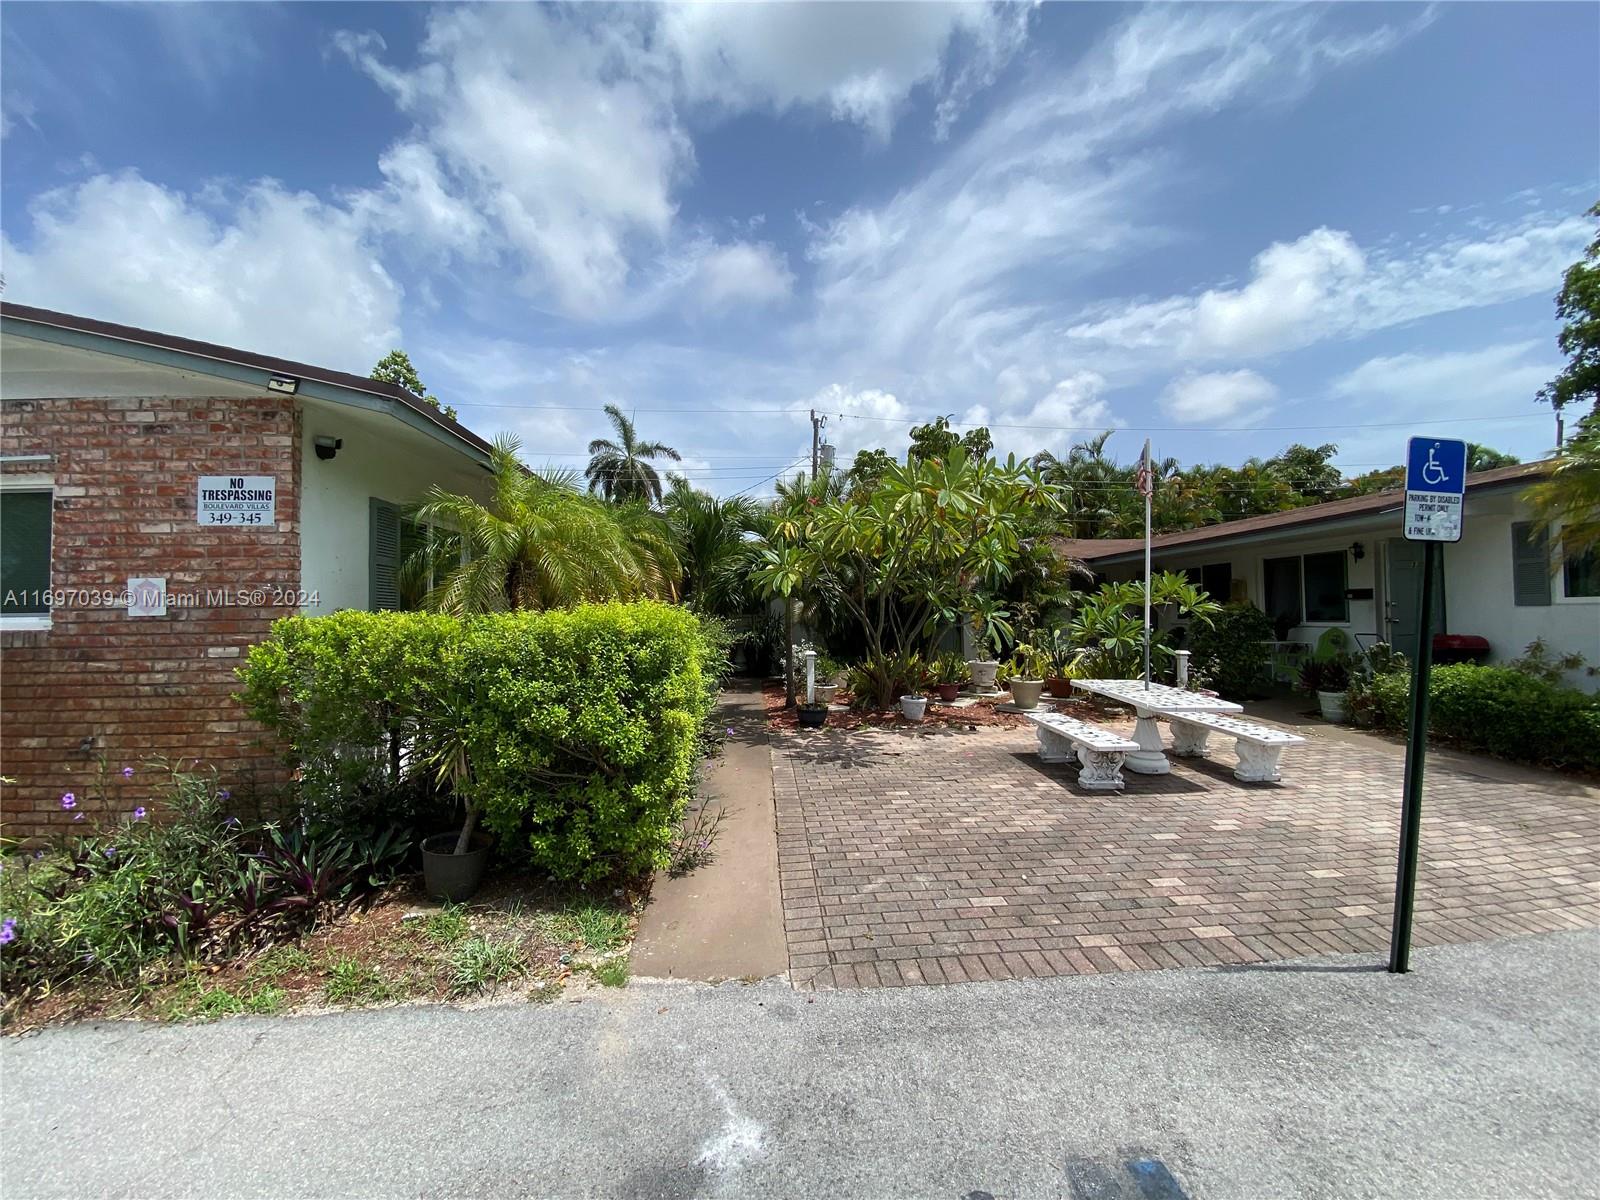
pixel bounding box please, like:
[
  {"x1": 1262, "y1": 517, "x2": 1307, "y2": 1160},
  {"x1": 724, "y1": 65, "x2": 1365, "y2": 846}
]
[{"x1": 298, "y1": 398, "x2": 489, "y2": 615}]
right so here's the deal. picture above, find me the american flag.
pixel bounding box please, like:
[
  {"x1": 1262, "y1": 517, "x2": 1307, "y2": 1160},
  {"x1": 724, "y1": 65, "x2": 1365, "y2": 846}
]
[{"x1": 1135, "y1": 439, "x2": 1153, "y2": 498}]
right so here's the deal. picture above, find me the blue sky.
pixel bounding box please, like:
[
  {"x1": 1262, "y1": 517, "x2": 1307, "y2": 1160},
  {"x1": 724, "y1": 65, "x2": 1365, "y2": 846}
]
[{"x1": 3, "y1": 2, "x2": 1596, "y2": 494}]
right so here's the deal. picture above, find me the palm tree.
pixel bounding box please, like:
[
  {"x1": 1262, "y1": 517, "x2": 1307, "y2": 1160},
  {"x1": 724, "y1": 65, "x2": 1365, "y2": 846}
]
[
  {"x1": 663, "y1": 480, "x2": 764, "y2": 615},
  {"x1": 410, "y1": 434, "x2": 678, "y2": 614},
  {"x1": 585, "y1": 404, "x2": 682, "y2": 505},
  {"x1": 1526, "y1": 410, "x2": 1600, "y2": 560}
]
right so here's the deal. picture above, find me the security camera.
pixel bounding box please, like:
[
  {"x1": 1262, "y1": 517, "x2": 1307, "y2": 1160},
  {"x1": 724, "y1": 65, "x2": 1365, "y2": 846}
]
[{"x1": 314, "y1": 436, "x2": 343, "y2": 461}]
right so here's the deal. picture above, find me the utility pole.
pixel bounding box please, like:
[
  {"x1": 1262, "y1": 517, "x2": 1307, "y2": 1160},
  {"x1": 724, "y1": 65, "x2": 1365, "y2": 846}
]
[
  {"x1": 810, "y1": 409, "x2": 824, "y2": 480},
  {"x1": 1557, "y1": 410, "x2": 1566, "y2": 451}
]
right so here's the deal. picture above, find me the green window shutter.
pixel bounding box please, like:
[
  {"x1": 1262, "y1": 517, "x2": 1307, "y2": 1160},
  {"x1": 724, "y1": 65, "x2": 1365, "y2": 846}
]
[
  {"x1": 369, "y1": 498, "x2": 401, "y2": 611},
  {"x1": 1510, "y1": 521, "x2": 1551, "y2": 607},
  {"x1": 0, "y1": 491, "x2": 52, "y2": 614}
]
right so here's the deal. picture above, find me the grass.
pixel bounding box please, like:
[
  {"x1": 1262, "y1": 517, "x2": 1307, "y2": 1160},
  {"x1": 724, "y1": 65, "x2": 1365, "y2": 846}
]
[
  {"x1": 323, "y1": 954, "x2": 392, "y2": 1006},
  {"x1": 249, "y1": 945, "x2": 314, "y2": 981},
  {"x1": 421, "y1": 903, "x2": 471, "y2": 947},
  {"x1": 592, "y1": 957, "x2": 629, "y2": 988},
  {"x1": 449, "y1": 937, "x2": 527, "y2": 996},
  {"x1": 538, "y1": 903, "x2": 631, "y2": 953},
  {"x1": 158, "y1": 972, "x2": 288, "y2": 1021}
]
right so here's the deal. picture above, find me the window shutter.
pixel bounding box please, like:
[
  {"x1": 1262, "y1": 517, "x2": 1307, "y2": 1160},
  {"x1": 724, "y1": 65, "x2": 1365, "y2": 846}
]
[
  {"x1": 369, "y1": 498, "x2": 401, "y2": 611},
  {"x1": 1510, "y1": 522, "x2": 1551, "y2": 607}
]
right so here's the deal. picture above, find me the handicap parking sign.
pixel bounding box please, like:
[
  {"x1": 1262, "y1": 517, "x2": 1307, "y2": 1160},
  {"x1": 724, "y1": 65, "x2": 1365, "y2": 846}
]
[{"x1": 1403, "y1": 437, "x2": 1468, "y2": 542}]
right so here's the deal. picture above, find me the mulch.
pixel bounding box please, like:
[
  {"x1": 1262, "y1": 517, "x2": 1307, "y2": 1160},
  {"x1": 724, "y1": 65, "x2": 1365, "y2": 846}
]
[{"x1": 761, "y1": 681, "x2": 1101, "y2": 733}]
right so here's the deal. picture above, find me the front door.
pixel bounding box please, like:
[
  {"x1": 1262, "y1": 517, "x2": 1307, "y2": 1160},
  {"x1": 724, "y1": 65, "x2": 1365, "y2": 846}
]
[{"x1": 1384, "y1": 538, "x2": 1446, "y2": 660}]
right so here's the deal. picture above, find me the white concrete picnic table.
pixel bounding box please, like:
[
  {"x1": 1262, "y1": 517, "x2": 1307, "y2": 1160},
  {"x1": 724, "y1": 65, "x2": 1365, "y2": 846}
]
[{"x1": 1070, "y1": 678, "x2": 1243, "y2": 775}]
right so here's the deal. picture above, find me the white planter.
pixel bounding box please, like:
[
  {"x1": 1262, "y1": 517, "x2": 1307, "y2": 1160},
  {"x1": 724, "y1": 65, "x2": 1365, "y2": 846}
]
[
  {"x1": 967, "y1": 660, "x2": 1000, "y2": 691},
  {"x1": 900, "y1": 695, "x2": 928, "y2": 722},
  {"x1": 1008, "y1": 679, "x2": 1045, "y2": 710},
  {"x1": 813, "y1": 683, "x2": 839, "y2": 705},
  {"x1": 1317, "y1": 690, "x2": 1349, "y2": 723}
]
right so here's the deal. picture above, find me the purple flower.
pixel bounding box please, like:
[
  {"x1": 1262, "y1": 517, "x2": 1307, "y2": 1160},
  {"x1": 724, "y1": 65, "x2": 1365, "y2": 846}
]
[
  {"x1": 726, "y1": 728, "x2": 736, "y2": 736},
  {"x1": 103, "y1": 846, "x2": 117, "y2": 859},
  {"x1": 0, "y1": 918, "x2": 15, "y2": 945},
  {"x1": 73, "y1": 813, "x2": 84, "y2": 822},
  {"x1": 122, "y1": 766, "x2": 134, "y2": 779},
  {"x1": 218, "y1": 789, "x2": 231, "y2": 801},
  {"x1": 223, "y1": 816, "x2": 240, "y2": 828},
  {"x1": 32, "y1": 850, "x2": 43, "y2": 861},
  {"x1": 133, "y1": 807, "x2": 147, "y2": 820},
  {"x1": 60, "y1": 793, "x2": 76, "y2": 810}
]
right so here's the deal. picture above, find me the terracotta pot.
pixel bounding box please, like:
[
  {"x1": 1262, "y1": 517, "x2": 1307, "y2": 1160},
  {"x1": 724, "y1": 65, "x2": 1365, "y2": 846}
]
[
  {"x1": 1046, "y1": 676, "x2": 1073, "y2": 697},
  {"x1": 934, "y1": 683, "x2": 961, "y2": 702}
]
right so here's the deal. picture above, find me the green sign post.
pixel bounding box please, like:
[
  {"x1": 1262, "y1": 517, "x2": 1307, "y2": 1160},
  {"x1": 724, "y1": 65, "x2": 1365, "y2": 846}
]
[{"x1": 1390, "y1": 437, "x2": 1468, "y2": 974}]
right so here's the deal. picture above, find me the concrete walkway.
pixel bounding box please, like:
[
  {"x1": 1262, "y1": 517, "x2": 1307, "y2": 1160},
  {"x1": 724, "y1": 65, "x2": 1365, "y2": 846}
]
[
  {"x1": 4, "y1": 930, "x2": 1596, "y2": 1199},
  {"x1": 632, "y1": 683, "x2": 786, "y2": 982}
]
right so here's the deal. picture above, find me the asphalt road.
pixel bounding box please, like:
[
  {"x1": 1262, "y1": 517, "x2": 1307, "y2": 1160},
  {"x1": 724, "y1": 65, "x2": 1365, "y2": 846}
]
[{"x1": 4, "y1": 930, "x2": 1596, "y2": 1200}]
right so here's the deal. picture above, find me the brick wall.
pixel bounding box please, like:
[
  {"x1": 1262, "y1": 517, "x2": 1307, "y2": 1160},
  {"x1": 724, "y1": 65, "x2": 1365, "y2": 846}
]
[{"x1": 2, "y1": 395, "x2": 300, "y2": 838}]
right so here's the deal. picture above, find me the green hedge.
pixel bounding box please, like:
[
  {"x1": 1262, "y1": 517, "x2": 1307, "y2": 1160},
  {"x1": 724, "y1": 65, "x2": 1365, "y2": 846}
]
[
  {"x1": 1186, "y1": 601, "x2": 1273, "y2": 700},
  {"x1": 240, "y1": 602, "x2": 721, "y2": 881},
  {"x1": 1367, "y1": 664, "x2": 1600, "y2": 770}
]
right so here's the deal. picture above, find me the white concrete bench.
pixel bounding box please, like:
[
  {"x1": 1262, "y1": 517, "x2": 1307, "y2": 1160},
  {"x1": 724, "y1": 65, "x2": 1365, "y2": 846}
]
[
  {"x1": 1026, "y1": 712, "x2": 1140, "y2": 792},
  {"x1": 1166, "y1": 712, "x2": 1306, "y2": 783}
]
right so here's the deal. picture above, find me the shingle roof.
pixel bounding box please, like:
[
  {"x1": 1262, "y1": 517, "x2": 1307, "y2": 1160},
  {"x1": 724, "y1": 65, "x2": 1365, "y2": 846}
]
[
  {"x1": 1055, "y1": 460, "x2": 1550, "y2": 562},
  {"x1": 0, "y1": 302, "x2": 494, "y2": 459}
]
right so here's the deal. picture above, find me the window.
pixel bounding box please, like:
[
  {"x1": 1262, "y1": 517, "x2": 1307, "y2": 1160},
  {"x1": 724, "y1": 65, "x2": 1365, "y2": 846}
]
[
  {"x1": 371, "y1": 499, "x2": 461, "y2": 612},
  {"x1": 369, "y1": 499, "x2": 402, "y2": 611},
  {"x1": 1263, "y1": 551, "x2": 1349, "y2": 628},
  {"x1": 1510, "y1": 522, "x2": 1551, "y2": 607},
  {"x1": 1263, "y1": 556, "x2": 1302, "y2": 631},
  {"x1": 1, "y1": 489, "x2": 52, "y2": 618},
  {"x1": 1200, "y1": 561, "x2": 1232, "y2": 602},
  {"x1": 1565, "y1": 548, "x2": 1599, "y2": 599},
  {"x1": 1302, "y1": 551, "x2": 1349, "y2": 623}
]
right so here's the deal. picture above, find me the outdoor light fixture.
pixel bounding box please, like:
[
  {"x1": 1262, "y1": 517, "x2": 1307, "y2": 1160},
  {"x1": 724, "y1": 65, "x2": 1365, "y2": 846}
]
[
  {"x1": 1350, "y1": 541, "x2": 1365, "y2": 561},
  {"x1": 266, "y1": 374, "x2": 300, "y2": 395},
  {"x1": 314, "y1": 436, "x2": 343, "y2": 461}
]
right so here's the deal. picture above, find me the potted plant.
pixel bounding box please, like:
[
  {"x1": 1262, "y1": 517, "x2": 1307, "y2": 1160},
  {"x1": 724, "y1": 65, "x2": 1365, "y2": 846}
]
[
  {"x1": 812, "y1": 655, "x2": 842, "y2": 706},
  {"x1": 966, "y1": 597, "x2": 1013, "y2": 693},
  {"x1": 899, "y1": 654, "x2": 930, "y2": 721},
  {"x1": 796, "y1": 701, "x2": 828, "y2": 728},
  {"x1": 930, "y1": 651, "x2": 969, "y2": 702},
  {"x1": 1042, "y1": 628, "x2": 1075, "y2": 696},
  {"x1": 416, "y1": 707, "x2": 493, "y2": 902},
  {"x1": 1298, "y1": 656, "x2": 1353, "y2": 723},
  {"x1": 1004, "y1": 643, "x2": 1047, "y2": 710},
  {"x1": 899, "y1": 694, "x2": 929, "y2": 721}
]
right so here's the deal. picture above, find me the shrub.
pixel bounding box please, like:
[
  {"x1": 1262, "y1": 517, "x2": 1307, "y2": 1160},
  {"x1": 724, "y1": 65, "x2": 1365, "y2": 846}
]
[
  {"x1": 1364, "y1": 663, "x2": 1600, "y2": 769},
  {"x1": 1186, "y1": 602, "x2": 1273, "y2": 700},
  {"x1": 240, "y1": 602, "x2": 720, "y2": 883}
]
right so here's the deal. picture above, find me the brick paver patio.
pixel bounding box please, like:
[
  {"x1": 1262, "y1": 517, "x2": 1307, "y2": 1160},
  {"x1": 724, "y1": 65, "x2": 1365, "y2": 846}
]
[{"x1": 772, "y1": 716, "x2": 1600, "y2": 988}]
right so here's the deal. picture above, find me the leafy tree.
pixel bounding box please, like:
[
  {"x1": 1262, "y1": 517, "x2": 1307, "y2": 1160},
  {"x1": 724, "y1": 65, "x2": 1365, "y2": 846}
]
[
  {"x1": 371, "y1": 349, "x2": 458, "y2": 421},
  {"x1": 1538, "y1": 201, "x2": 1600, "y2": 418},
  {"x1": 751, "y1": 448, "x2": 1063, "y2": 707},
  {"x1": 1467, "y1": 443, "x2": 1520, "y2": 471},
  {"x1": 1265, "y1": 443, "x2": 1343, "y2": 500},
  {"x1": 908, "y1": 415, "x2": 993, "y2": 463},
  {"x1": 1525, "y1": 409, "x2": 1600, "y2": 560},
  {"x1": 410, "y1": 435, "x2": 678, "y2": 613},
  {"x1": 846, "y1": 448, "x2": 896, "y2": 494},
  {"x1": 585, "y1": 404, "x2": 682, "y2": 505}
]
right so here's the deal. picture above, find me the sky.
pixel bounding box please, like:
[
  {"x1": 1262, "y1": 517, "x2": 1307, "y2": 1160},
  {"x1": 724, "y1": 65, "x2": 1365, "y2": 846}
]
[{"x1": 2, "y1": 1, "x2": 1596, "y2": 495}]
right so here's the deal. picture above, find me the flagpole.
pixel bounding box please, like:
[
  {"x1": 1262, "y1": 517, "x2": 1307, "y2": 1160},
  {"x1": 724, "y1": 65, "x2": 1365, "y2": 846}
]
[{"x1": 1142, "y1": 437, "x2": 1152, "y2": 690}]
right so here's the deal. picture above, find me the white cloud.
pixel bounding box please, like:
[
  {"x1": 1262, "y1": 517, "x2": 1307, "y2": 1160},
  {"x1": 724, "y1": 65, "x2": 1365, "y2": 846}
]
[
  {"x1": 792, "y1": 382, "x2": 912, "y2": 462},
  {"x1": 1069, "y1": 214, "x2": 1590, "y2": 362},
  {"x1": 0, "y1": 171, "x2": 400, "y2": 371},
  {"x1": 1161, "y1": 369, "x2": 1278, "y2": 425},
  {"x1": 661, "y1": 1, "x2": 1031, "y2": 141},
  {"x1": 692, "y1": 241, "x2": 794, "y2": 312}
]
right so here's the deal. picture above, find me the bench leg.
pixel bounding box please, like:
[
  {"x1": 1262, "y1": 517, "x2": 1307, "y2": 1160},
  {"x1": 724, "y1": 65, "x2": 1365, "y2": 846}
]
[
  {"x1": 1076, "y1": 748, "x2": 1128, "y2": 792},
  {"x1": 1232, "y1": 740, "x2": 1284, "y2": 783},
  {"x1": 1169, "y1": 720, "x2": 1211, "y2": 758},
  {"x1": 1036, "y1": 726, "x2": 1076, "y2": 764}
]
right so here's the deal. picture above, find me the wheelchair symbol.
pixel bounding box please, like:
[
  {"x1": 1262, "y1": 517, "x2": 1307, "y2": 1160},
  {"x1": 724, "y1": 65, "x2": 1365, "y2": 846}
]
[{"x1": 1421, "y1": 445, "x2": 1448, "y2": 486}]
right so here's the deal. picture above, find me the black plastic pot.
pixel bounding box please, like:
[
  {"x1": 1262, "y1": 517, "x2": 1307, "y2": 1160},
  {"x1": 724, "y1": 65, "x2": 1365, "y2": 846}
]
[
  {"x1": 421, "y1": 832, "x2": 493, "y2": 902},
  {"x1": 797, "y1": 704, "x2": 828, "y2": 728}
]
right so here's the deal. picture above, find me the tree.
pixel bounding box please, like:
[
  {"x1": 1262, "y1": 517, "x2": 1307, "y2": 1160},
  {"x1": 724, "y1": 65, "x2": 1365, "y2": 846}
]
[
  {"x1": 845, "y1": 448, "x2": 896, "y2": 494},
  {"x1": 371, "y1": 349, "x2": 458, "y2": 421},
  {"x1": 908, "y1": 415, "x2": 992, "y2": 464},
  {"x1": 1467, "y1": 443, "x2": 1520, "y2": 472},
  {"x1": 1525, "y1": 409, "x2": 1600, "y2": 561},
  {"x1": 585, "y1": 404, "x2": 682, "y2": 505},
  {"x1": 662, "y1": 480, "x2": 764, "y2": 615},
  {"x1": 409, "y1": 434, "x2": 678, "y2": 613},
  {"x1": 1265, "y1": 443, "x2": 1343, "y2": 501},
  {"x1": 752, "y1": 448, "x2": 1064, "y2": 707},
  {"x1": 1538, "y1": 201, "x2": 1600, "y2": 418}
]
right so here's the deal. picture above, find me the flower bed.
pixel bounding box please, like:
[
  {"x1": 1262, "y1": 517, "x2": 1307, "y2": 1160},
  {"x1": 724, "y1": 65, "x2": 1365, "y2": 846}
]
[{"x1": 761, "y1": 682, "x2": 1097, "y2": 732}]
